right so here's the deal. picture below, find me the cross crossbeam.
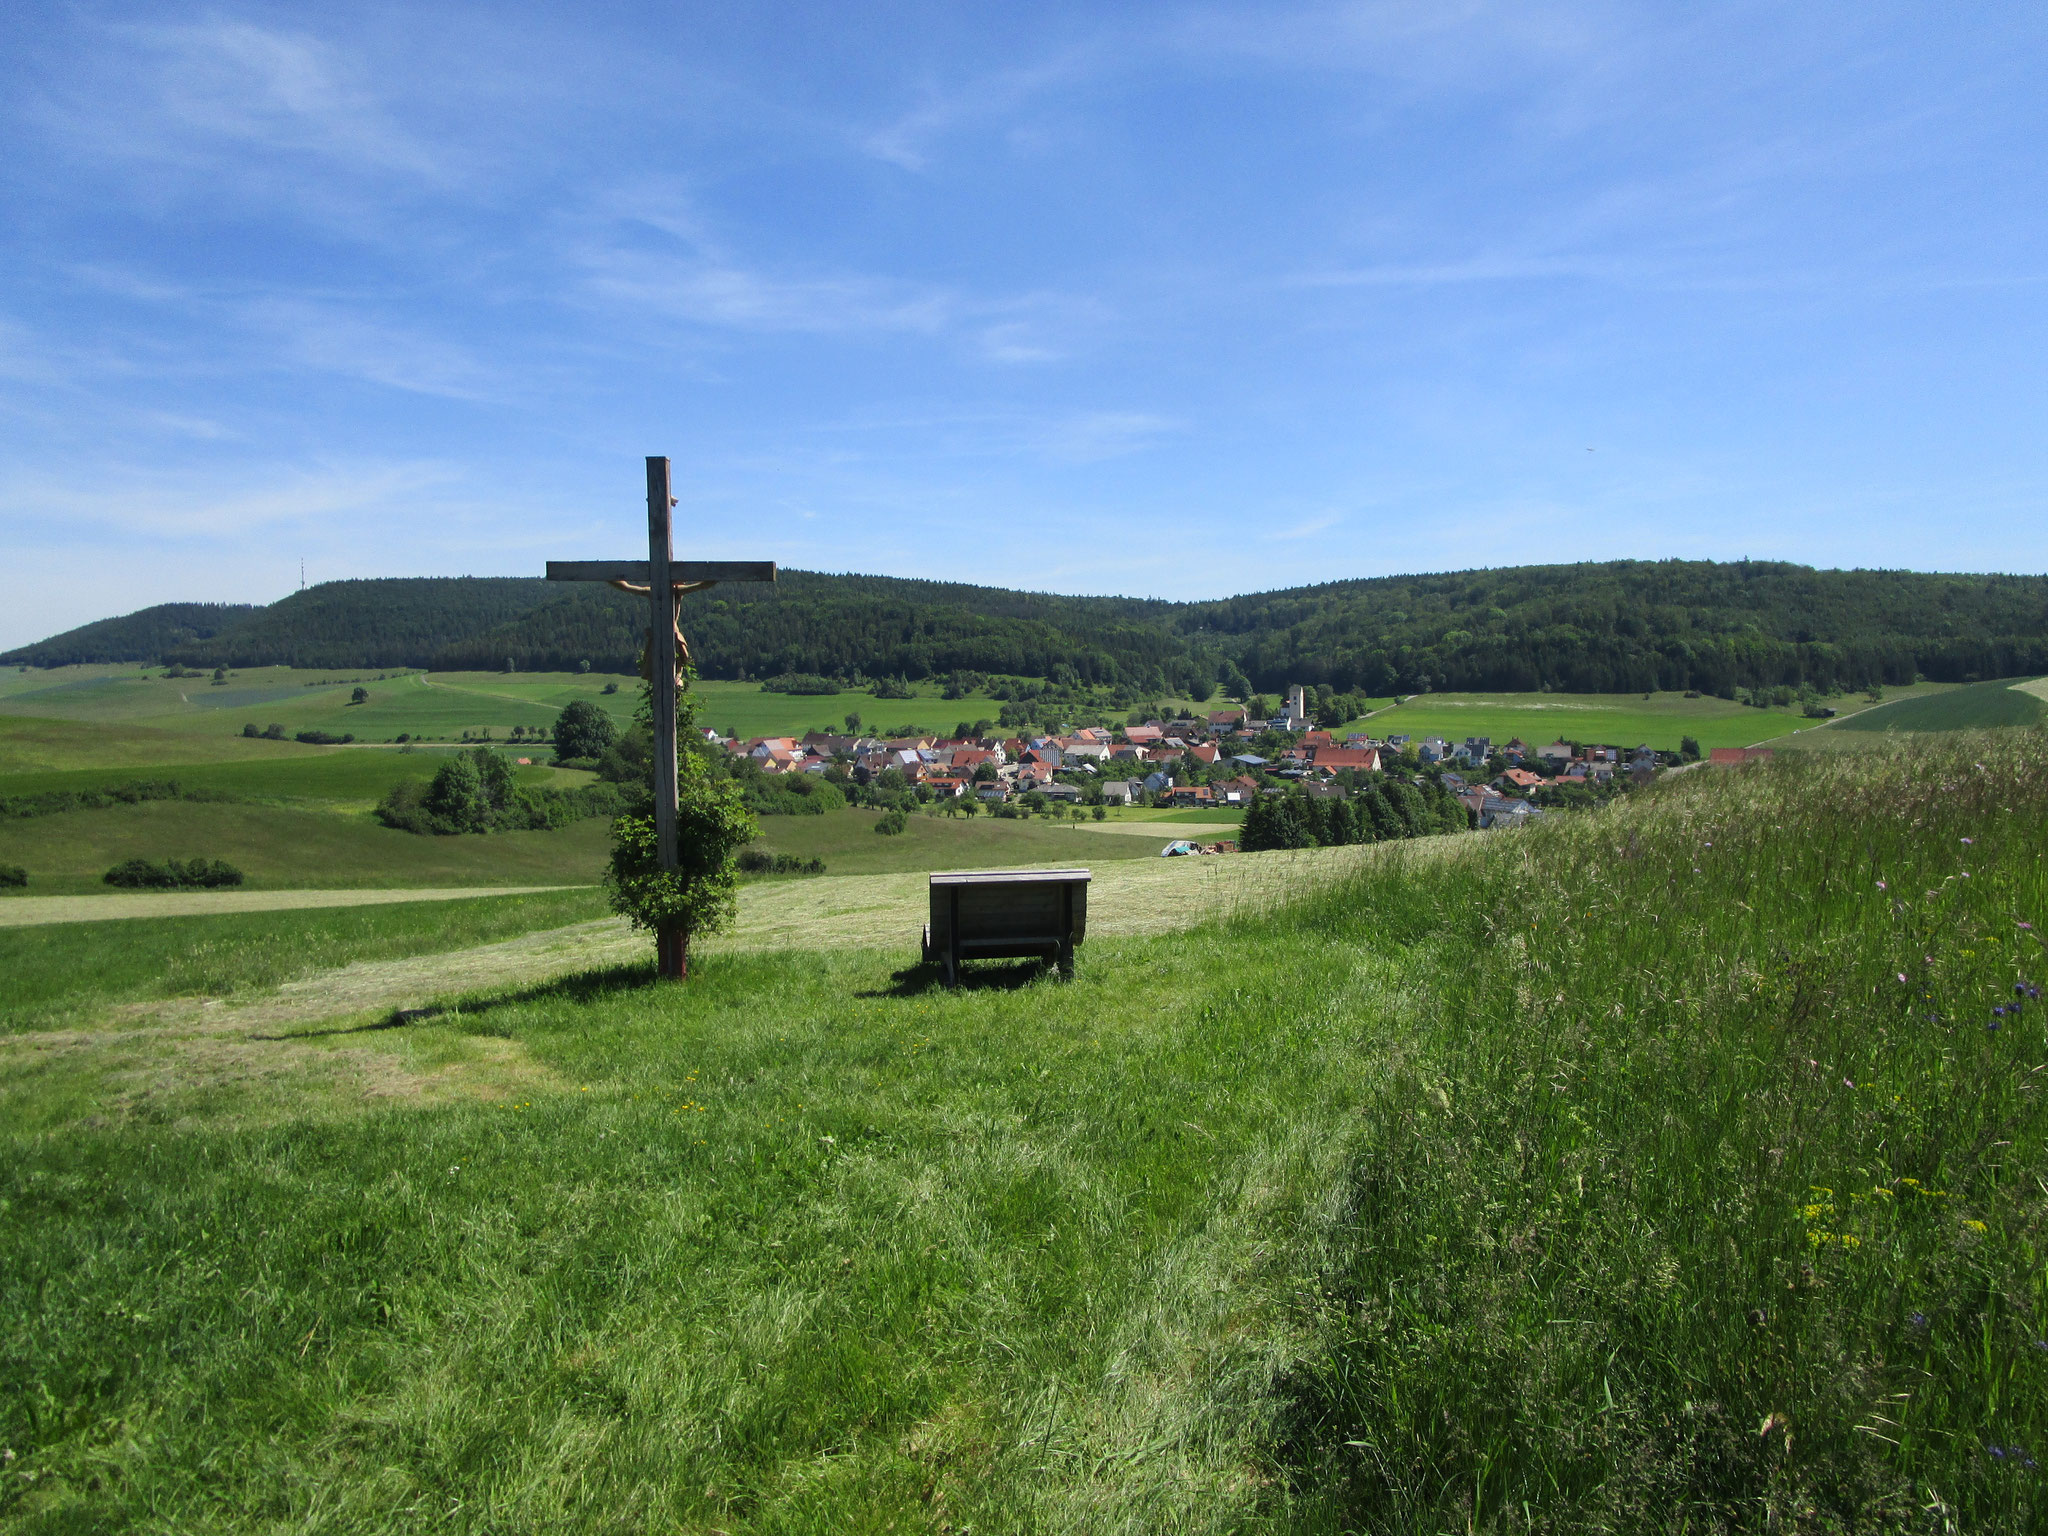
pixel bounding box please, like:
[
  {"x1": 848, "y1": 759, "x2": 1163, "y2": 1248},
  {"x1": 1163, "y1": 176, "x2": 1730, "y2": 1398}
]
[
  {"x1": 545, "y1": 456, "x2": 777, "y2": 979},
  {"x1": 544, "y1": 560, "x2": 777, "y2": 586}
]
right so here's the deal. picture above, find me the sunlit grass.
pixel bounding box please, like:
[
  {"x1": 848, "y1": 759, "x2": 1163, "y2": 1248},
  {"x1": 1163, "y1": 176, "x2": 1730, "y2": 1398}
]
[{"x1": 3, "y1": 733, "x2": 2044, "y2": 1531}]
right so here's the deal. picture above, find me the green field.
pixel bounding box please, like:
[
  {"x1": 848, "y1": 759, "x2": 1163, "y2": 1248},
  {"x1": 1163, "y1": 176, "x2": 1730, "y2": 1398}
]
[
  {"x1": 1826, "y1": 676, "x2": 2046, "y2": 733},
  {"x1": 0, "y1": 800, "x2": 616, "y2": 894},
  {"x1": 0, "y1": 666, "x2": 1144, "y2": 747},
  {"x1": 1350, "y1": 687, "x2": 1943, "y2": 751},
  {"x1": 4, "y1": 735, "x2": 2045, "y2": 1529}
]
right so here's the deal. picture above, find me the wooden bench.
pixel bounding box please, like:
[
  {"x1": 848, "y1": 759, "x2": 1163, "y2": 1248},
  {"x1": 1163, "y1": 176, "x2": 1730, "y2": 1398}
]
[{"x1": 922, "y1": 868, "x2": 1090, "y2": 985}]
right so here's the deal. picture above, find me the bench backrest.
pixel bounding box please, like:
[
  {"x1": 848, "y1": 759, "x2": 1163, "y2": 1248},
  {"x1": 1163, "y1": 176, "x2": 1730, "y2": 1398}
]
[{"x1": 929, "y1": 869, "x2": 1090, "y2": 950}]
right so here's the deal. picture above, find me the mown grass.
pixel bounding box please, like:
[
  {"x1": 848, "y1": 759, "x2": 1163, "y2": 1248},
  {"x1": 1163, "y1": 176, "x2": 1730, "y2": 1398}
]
[
  {"x1": 3, "y1": 735, "x2": 2044, "y2": 1531},
  {"x1": 0, "y1": 888, "x2": 610, "y2": 1029}
]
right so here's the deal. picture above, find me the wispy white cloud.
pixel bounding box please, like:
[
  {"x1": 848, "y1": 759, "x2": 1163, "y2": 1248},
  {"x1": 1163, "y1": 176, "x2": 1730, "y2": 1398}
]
[
  {"x1": 1267, "y1": 511, "x2": 1344, "y2": 540},
  {"x1": 59, "y1": 16, "x2": 444, "y2": 182},
  {"x1": 1041, "y1": 411, "x2": 1183, "y2": 463},
  {"x1": 580, "y1": 246, "x2": 957, "y2": 335},
  {"x1": 0, "y1": 459, "x2": 465, "y2": 542},
  {"x1": 858, "y1": 49, "x2": 1102, "y2": 171}
]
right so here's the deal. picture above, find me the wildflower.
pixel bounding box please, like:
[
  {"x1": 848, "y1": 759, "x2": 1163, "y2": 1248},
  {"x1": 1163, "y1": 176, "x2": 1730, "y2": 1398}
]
[
  {"x1": 1897, "y1": 972, "x2": 1908, "y2": 984},
  {"x1": 1876, "y1": 880, "x2": 1887, "y2": 890},
  {"x1": 2034, "y1": 1340, "x2": 2048, "y2": 1352},
  {"x1": 1962, "y1": 837, "x2": 1975, "y2": 845},
  {"x1": 1909, "y1": 1312, "x2": 1929, "y2": 1328},
  {"x1": 2020, "y1": 922, "x2": 2035, "y2": 931},
  {"x1": 1965, "y1": 1219, "x2": 1988, "y2": 1233}
]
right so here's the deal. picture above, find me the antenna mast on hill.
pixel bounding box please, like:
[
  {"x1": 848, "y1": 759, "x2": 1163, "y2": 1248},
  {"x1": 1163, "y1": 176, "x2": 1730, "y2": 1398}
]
[{"x1": 299, "y1": 559, "x2": 305, "y2": 591}]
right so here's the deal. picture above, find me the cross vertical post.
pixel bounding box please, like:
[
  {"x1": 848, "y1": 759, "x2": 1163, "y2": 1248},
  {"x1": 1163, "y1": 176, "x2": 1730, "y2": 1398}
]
[
  {"x1": 544, "y1": 459, "x2": 776, "y2": 983},
  {"x1": 644, "y1": 456, "x2": 684, "y2": 979}
]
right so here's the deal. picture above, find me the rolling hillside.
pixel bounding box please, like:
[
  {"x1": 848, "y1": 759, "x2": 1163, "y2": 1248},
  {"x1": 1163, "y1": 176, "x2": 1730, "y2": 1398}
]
[{"x1": 11, "y1": 560, "x2": 2048, "y2": 699}]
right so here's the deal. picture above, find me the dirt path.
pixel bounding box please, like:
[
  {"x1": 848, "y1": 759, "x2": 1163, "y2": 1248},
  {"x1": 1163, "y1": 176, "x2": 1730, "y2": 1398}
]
[{"x1": 0, "y1": 885, "x2": 585, "y2": 928}]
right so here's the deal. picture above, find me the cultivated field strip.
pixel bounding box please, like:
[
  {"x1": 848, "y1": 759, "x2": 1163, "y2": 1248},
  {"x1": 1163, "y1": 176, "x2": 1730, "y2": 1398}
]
[{"x1": 0, "y1": 884, "x2": 585, "y2": 928}]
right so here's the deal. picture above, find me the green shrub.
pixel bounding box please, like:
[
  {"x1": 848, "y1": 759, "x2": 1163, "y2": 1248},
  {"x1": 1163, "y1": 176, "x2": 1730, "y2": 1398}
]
[
  {"x1": 294, "y1": 730, "x2": 354, "y2": 745},
  {"x1": 376, "y1": 749, "x2": 624, "y2": 835},
  {"x1": 874, "y1": 808, "x2": 909, "y2": 835},
  {"x1": 736, "y1": 850, "x2": 828, "y2": 876},
  {"x1": 758, "y1": 672, "x2": 841, "y2": 695},
  {"x1": 103, "y1": 858, "x2": 244, "y2": 890},
  {"x1": 0, "y1": 864, "x2": 26, "y2": 887}
]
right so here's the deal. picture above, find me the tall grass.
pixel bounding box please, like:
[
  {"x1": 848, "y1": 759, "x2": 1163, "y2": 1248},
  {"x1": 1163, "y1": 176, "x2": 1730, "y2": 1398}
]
[{"x1": 1280, "y1": 734, "x2": 2048, "y2": 1531}]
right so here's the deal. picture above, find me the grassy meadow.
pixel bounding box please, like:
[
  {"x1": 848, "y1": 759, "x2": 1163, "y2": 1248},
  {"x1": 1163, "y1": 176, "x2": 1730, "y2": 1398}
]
[
  {"x1": 3, "y1": 733, "x2": 2045, "y2": 1530},
  {"x1": 0, "y1": 666, "x2": 1055, "y2": 748},
  {"x1": 1347, "y1": 686, "x2": 1962, "y2": 752}
]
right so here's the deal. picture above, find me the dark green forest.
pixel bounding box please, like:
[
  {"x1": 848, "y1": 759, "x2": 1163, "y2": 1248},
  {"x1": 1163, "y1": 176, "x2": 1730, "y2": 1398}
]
[
  {"x1": 10, "y1": 561, "x2": 2048, "y2": 696},
  {"x1": 3, "y1": 602, "x2": 258, "y2": 667}
]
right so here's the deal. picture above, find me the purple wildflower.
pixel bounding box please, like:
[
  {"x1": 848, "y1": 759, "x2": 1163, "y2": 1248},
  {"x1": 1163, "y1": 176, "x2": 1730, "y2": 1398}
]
[
  {"x1": 1910, "y1": 1312, "x2": 1929, "y2": 1328},
  {"x1": 1876, "y1": 880, "x2": 1887, "y2": 890},
  {"x1": 1962, "y1": 837, "x2": 1975, "y2": 845}
]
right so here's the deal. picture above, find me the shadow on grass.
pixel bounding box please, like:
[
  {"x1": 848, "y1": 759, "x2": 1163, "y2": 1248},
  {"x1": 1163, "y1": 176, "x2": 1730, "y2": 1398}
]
[
  {"x1": 858, "y1": 958, "x2": 1069, "y2": 997},
  {"x1": 250, "y1": 961, "x2": 659, "y2": 1040}
]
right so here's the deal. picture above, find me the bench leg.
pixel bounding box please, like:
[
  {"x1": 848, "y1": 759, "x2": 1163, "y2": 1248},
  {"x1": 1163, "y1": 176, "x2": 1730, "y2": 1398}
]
[{"x1": 1057, "y1": 942, "x2": 1075, "y2": 981}]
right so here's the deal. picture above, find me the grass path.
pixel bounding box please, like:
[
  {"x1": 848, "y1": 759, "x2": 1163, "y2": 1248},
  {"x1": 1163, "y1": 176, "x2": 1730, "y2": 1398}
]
[{"x1": 0, "y1": 884, "x2": 586, "y2": 927}]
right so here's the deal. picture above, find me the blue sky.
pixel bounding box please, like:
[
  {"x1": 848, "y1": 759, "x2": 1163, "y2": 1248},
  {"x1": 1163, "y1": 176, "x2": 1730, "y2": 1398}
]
[{"x1": 4, "y1": 1, "x2": 2046, "y2": 648}]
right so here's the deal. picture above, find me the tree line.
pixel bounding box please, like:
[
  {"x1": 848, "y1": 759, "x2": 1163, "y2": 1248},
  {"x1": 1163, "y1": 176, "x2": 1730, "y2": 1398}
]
[{"x1": 12, "y1": 560, "x2": 2048, "y2": 699}]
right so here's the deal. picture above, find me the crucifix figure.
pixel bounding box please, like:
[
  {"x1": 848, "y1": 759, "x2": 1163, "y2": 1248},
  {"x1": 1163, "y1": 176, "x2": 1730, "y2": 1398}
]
[{"x1": 547, "y1": 456, "x2": 776, "y2": 979}]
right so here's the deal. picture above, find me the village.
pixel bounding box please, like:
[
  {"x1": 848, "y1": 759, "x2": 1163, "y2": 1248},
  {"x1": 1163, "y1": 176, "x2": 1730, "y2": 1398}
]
[{"x1": 712, "y1": 684, "x2": 1719, "y2": 833}]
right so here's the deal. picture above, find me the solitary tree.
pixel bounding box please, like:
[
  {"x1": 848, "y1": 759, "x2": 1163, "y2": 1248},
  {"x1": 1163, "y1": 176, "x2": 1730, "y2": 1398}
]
[
  {"x1": 554, "y1": 699, "x2": 620, "y2": 763},
  {"x1": 350, "y1": 686, "x2": 370, "y2": 705}
]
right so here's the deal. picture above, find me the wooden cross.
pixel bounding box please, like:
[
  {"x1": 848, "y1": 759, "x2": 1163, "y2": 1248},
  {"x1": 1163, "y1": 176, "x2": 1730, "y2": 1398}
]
[{"x1": 546, "y1": 456, "x2": 776, "y2": 980}]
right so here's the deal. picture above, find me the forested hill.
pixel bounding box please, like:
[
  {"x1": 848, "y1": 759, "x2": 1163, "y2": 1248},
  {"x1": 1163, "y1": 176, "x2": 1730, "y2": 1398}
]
[
  {"x1": 2, "y1": 602, "x2": 259, "y2": 668},
  {"x1": 8, "y1": 561, "x2": 2048, "y2": 696}
]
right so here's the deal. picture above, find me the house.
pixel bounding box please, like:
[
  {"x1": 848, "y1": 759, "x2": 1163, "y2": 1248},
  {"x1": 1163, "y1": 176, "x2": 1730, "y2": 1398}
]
[
  {"x1": 1040, "y1": 781, "x2": 1083, "y2": 803},
  {"x1": 974, "y1": 781, "x2": 1009, "y2": 802},
  {"x1": 1143, "y1": 770, "x2": 1174, "y2": 793},
  {"x1": 1417, "y1": 737, "x2": 1450, "y2": 763},
  {"x1": 925, "y1": 774, "x2": 970, "y2": 798},
  {"x1": 1124, "y1": 724, "x2": 1164, "y2": 745},
  {"x1": 1188, "y1": 742, "x2": 1221, "y2": 764},
  {"x1": 1312, "y1": 746, "x2": 1381, "y2": 773},
  {"x1": 1162, "y1": 784, "x2": 1214, "y2": 807},
  {"x1": 1230, "y1": 753, "x2": 1269, "y2": 769},
  {"x1": 1539, "y1": 741, "x2": 1574, "y2": 768},
  {"x1": 1480, "y1": 798, "x2": 1542, "y2": 830},
  {"x1": 1060, "y1": 739, "x2": 1111, "y2": 762},
  {"x1": 1213, "y1": 775, "x2": 1260, "y2": 804},
  {"x1": 1208, "y1": 708, "x2": 1247, "y2": 729},
  {"x1": 1496, "y1": 768, "x2": 1545, "y2": 790},
  {"x1": 1100, "y1": 779, "x2": 1142, "y2": 805},
  {"x1": 1710, "y1": 747, "x2": 1774, "y2": 766}
]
